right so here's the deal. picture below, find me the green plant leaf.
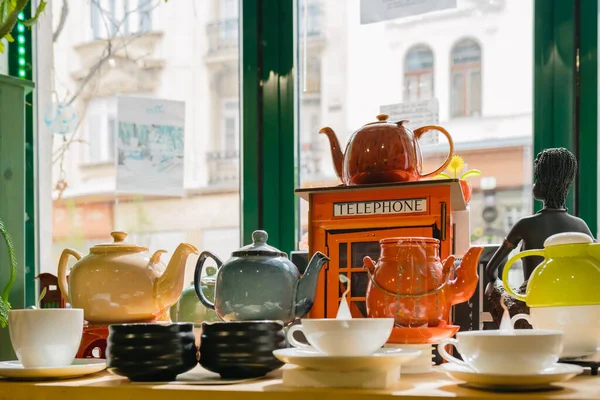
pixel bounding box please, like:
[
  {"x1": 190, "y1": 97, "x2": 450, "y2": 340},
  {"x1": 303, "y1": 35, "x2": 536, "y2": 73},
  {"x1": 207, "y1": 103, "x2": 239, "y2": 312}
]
[
  {"x1": 0, "y1": 40, "x2": 4, "y2": 53},
  {"x1": 0, "y1": 217, "x2": 17, "y2": 328},
  {"x1": 433, "y1": 172, "x2": 451, "y2": 179},
  {"x1": 22, "y1": 0, "x2": 46, "y2": 27},
  {"x1": 5, "y1": 32, "x2": 13, "y2": 42},
  {"x1": 460, "y1": 169, "x2": 482, "y2": 180}
]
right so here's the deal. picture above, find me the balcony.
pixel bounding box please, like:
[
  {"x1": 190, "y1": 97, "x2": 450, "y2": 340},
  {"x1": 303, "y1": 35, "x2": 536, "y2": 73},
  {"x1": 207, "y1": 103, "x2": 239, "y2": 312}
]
[
  {"x1": 206, "y1": 19, "x2": 239, "y2": 62},
  {"x1": 207, "y1": 150, "x2": 239, "y2": 187}
]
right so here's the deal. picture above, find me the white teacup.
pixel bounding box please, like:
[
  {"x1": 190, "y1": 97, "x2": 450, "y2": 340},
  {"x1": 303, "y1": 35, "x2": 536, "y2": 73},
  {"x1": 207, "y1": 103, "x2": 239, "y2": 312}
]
[
  {"x1": 9, "y1": 308, "x2": 84, "y2": 368},
  {"x1": 438, "y1": 330, "x2": 563, "y2": 375},
  {"x1": 287, "y1": 318, "x2": 394, "y2": 356},
  {"x1": 512, "y1": 305, "x2": 600, "y2": 358}
]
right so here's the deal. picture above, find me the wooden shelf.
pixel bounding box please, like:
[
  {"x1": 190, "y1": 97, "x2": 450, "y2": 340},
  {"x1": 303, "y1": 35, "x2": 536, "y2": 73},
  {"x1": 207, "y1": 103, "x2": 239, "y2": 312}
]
[{"x1": 0, "y1": 366, "x2": 598, "y2": 400}]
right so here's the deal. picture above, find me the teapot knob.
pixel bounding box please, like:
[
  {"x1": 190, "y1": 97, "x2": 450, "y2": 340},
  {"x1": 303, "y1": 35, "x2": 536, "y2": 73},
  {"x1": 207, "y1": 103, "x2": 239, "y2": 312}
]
[
  {"x1": 111, "y1": 231, "x2": 128, "y2": 242},
  {"x1": 376, "y1": 113, "x2": 389, "y2": 122},
  {"x1": 252, "y1": 230, "x2": 268, "y2": 244}
]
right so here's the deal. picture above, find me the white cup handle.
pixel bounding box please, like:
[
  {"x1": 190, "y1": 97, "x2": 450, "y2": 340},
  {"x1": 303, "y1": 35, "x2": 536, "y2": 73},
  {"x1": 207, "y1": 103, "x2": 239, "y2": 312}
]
[
  {"x1": 438, "y1": 338, "x2": 467, "y2": 366},
  {"x1": 287, "y1": 324, "x2": 312, "y2": 349},
  {"x1": 511, "y1": 313, "x2": 532, "y2": 327}
]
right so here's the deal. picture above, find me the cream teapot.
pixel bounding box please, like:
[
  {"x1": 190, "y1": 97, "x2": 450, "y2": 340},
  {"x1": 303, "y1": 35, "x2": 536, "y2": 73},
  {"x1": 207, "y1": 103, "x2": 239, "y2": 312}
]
[{"x1": 57, "y1": 231, "x2": 198, "y2": 325}]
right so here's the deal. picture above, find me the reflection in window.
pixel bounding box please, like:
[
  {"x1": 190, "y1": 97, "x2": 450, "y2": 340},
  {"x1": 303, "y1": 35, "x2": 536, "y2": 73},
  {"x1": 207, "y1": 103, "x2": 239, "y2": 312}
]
[
  {"x1": 403, "y1": 45, "x2": 434, "y2": 102},
  {"x1": 450, "y1": 39, "x2": 482, "y2": 118}
]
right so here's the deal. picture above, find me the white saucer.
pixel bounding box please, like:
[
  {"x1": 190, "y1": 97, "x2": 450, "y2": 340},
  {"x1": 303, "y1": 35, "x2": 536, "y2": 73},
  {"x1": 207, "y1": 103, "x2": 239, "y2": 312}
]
[
  {"x1": 273, "y1": 347, "x2": 421, "y2": 372},
  {"x1": 0, "y1": 359, "x2": 107, "y2": 380},
  {"x1": 440, "y1": 363, "x2": 584, "y2": 391}
]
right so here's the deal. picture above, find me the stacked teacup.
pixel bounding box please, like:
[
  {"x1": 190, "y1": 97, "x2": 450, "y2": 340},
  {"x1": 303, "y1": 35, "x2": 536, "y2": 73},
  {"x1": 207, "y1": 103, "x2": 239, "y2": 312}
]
[{"x1": 273, "y1": 286, "x2": 426, "y2": 390}]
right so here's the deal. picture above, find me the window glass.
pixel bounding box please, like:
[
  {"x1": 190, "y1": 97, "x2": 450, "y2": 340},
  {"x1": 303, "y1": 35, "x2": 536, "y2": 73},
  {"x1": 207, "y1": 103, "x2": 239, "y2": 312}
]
[
  {"x1": 451, "y1": 39, "x2": 482, "y2": 117},
  {"x1": 404, "y1": 46, "x2": 434, "y2": 102},
  {"x1": 42, "y1": 1, "x2": 241, "y2": 285},
  {"x1": 298, "y1": 0, "x2": 534, "y2": 248}
]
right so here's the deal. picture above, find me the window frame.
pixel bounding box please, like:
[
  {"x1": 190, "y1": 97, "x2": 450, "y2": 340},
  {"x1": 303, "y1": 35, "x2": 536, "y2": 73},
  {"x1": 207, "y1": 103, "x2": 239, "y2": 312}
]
[
  {"x1": 403, "y1": 45, "x2": 435, "y2": 102},
  {"x1": 450, "y1": 38, "x2": 482, "y2": 118}
]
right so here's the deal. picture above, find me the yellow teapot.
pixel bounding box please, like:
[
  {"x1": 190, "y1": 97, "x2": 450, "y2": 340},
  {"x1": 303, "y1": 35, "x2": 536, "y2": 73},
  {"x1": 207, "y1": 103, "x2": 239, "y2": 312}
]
[
  {"x1": 502, "y1": 232, "x2": 600, "y2": 307},
  {"x1": 57, "y1": 231, "x2": 198, "y2": 325}
]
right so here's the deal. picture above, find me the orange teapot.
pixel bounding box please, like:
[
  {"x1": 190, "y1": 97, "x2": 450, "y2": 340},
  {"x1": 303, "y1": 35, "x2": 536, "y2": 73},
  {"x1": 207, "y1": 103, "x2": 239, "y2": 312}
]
[
  {"x1": 319, "y1": 114, "x2": 454, "y2": 185},
  {"x1": 363, "y1": 237, "x2": 483, "y2": 327}
]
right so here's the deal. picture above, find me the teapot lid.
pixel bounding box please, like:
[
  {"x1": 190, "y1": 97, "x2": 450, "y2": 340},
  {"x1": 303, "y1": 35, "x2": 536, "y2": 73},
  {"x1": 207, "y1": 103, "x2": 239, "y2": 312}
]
[
  {"x1": 90, "y1": 231, "x2": 148, "y2": 253},
  {"x1": 544, "y1": 232, "x2": 593, "y2": 247},
  {"x1": 363, "y1": 114, "x2": 408, "y2": 127},
  {"x1": 232, "y1": 230, "x2": 285, "y2": 257}
]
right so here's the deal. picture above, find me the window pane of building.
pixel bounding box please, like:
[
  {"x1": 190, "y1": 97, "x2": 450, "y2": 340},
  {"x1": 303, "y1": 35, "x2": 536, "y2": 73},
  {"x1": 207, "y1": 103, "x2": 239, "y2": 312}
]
[
  {"x1": 39, "y1": 1, "x2": 242, "y2": 286},
  {"x1": 404, "y1": 45, "x2": 434, "y2": 101},
  {"x1": 451, "y1": 39, "x2": 482, "y2": 117}
]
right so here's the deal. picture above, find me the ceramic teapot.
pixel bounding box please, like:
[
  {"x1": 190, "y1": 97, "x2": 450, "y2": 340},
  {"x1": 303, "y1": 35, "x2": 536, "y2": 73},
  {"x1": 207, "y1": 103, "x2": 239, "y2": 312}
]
[
  {"x1": 170, "y1": 267, "x2": 220, "y2": 324},
  {"x1": 319, "y1": 114, "x2": 454, "y2": 185},
  {"x1": 502, "y1": 232, "x2": 600, "y2": 307},
  {"x1": 57, "y1": 231, "x2": 198, "y2": 325},
  {"x1": 363, "y1": 237, "x2": 483, "y2": 327},
  {"x1": 194, "y1": 230, "x2": 329, "y2": 324}
]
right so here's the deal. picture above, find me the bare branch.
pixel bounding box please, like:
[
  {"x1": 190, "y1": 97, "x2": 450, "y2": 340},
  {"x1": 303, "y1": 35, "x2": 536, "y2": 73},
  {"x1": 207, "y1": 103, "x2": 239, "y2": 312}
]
[
  {"x1": 53, "y1": 0, "x2": 165, "y2": 169},
  {"x1": 66, "y1": 0, "x2": 163, "y2": 105},
  {"x1": 52, "y1": 0, "x2": 69, "y2": 43}
]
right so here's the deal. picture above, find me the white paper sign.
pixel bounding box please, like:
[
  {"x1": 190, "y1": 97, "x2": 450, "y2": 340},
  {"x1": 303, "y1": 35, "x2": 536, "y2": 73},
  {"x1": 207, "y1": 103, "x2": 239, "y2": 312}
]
[
  {"x1": 116, "y1": 96, "x2": 185, "y2": 196},
  {"x1": 361, "y1": 0, "x2": 457, "y2": 24},
  {"x1": 333, "y1": 198, "x2": 427, "y2": 217},
  {"x1": 380, "y1": 98, "x2": 440, "y2": 145}
]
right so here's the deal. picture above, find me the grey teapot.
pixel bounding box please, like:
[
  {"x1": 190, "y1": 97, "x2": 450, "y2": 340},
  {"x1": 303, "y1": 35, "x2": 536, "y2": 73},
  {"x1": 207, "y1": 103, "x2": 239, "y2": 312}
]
[{"x1": 194, "y1": 230, "x2": 329, "y2": 325}]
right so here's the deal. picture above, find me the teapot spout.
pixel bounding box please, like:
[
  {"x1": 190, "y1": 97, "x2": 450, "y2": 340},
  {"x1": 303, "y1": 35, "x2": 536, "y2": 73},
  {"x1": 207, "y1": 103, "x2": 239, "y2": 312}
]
[
  {"x1": 294, "y1": 251, "x2": 329, "y2": 319},
  {"x1": 448, "y1": 246, "x2": 483, "y2": 306},
  {"x1": 319, "y1": 126, "x2": 344, "y2": 182},
  {"x1": 154, "y1": 242, "x2": 199, "y2": 309}
]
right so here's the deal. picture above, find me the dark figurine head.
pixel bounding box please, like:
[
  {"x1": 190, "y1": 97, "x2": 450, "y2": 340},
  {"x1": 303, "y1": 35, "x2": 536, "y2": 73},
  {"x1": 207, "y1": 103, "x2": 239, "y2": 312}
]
[{"x1": 532, "y1": 148, "x2": 578, "y2": 209}]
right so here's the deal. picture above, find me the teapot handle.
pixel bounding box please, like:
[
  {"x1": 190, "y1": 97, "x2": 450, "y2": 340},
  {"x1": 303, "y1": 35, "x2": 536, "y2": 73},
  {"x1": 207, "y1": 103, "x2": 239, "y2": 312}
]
[
  {"x1": 194, "y1": 251, "x2": 223, "y2": 310},
  {"x1": 57, "y1": 248, "x2": 83, "y2": 305},
  {"x1": 414, "y1": 125, "x2": 455, "y2": 178},
  {"x1": 501, "y1": 249, "x2": 546, "y2": 302}
]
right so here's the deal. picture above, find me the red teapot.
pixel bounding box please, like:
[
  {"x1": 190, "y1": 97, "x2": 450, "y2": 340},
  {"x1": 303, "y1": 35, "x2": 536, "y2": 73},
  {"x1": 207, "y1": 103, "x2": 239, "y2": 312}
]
[
  {"x1": 319, "y1": 114, "x2": 454, "y2": 185},
  {"x1": 363, "y1": 237, "x2": 483, "y2": 327}
]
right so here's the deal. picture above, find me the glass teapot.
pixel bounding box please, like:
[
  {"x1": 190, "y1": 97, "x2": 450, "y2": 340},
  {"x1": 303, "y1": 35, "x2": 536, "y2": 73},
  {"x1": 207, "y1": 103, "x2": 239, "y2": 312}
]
[{"x1": 319, "y1": 114, "x2": 455, "y2": 185}]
